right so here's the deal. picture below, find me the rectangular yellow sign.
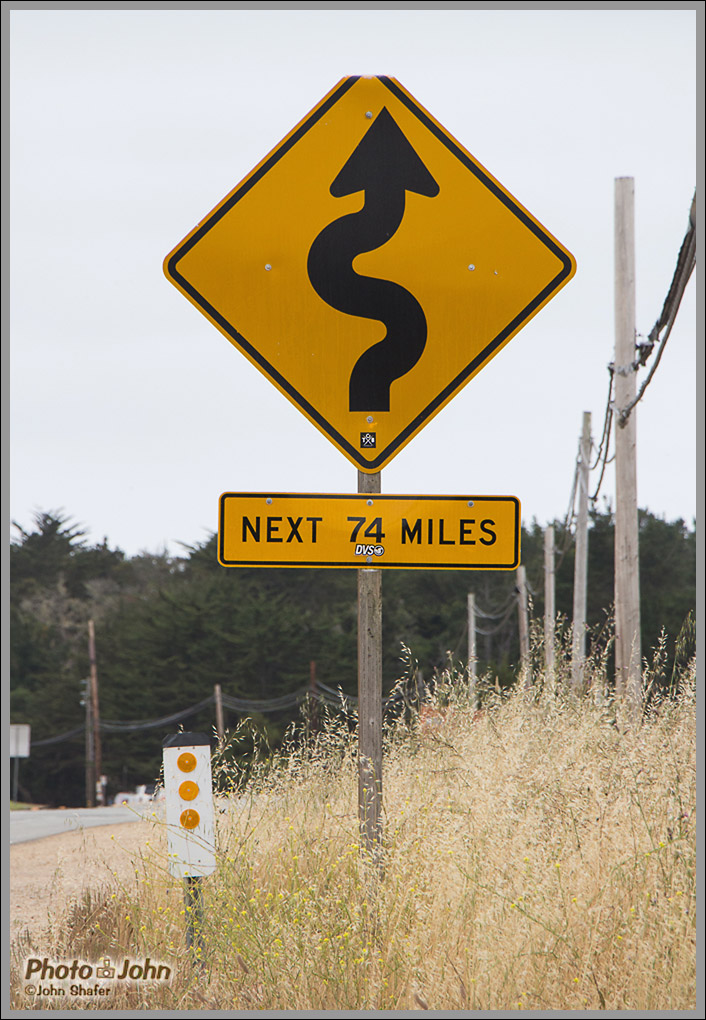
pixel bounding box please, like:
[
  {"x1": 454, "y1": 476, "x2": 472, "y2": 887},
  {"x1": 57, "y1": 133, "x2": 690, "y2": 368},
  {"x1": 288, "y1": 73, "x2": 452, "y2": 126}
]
[{"x1": 218, "y1": 493, "x2": 520, "y2": 570}]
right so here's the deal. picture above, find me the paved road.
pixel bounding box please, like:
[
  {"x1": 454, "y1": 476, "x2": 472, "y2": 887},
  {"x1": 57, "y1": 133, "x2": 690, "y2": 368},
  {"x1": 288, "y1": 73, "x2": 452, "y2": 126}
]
[{"x1": 9, "y1": 804, "x2": 162, "y2": 845}]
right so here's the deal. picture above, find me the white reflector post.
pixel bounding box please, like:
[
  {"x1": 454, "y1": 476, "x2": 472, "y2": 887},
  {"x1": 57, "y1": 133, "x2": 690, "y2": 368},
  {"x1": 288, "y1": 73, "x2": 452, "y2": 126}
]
[{"x1": 162, "y1": 732, "x2": 216, "y2": 878}]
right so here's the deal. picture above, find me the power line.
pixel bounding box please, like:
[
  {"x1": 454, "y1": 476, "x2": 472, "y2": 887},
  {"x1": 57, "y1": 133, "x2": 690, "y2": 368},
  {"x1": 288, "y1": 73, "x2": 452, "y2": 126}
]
[
  {"x1": 553, "y1": 448, "x2": 581, "y2": 571},
  {"x1": 617, "y1": 191, "x2": 696, "y2": 427},
  {"x1": 473, "y1": 591, "x2": 518, "y2": 619},
  {"x1": 590, "y1": 368, "x2": 615, "y2": 504},
  {"x1": 588, "y1": 192, "x2": 695, "y2": 507},
  {"x1": 476, "y1": 599, "x2": 518, "y2": 637},
  {"x1": 590, "y1": 366, "x2": 614, "y2": 464},
  {"x1": 101, "y1": 697, "x2": 215, "y2": 732},
  {"x1": 220, "y1": 689, "x2": 307, "y2": 712},
  {"x1": 27, "y1": 684, "x2": 348, "y2": 746},
  {"x1": 32, "y1": 725, "x2": 86, "y2": 748}
]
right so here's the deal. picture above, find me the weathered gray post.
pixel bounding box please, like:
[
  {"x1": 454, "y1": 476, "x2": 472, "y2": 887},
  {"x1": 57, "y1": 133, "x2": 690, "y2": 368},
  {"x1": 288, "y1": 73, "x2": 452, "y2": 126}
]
[
  {"x1": 357, "y1": 469, "x2": 383, "y2": 862},
  {"x1": 571, "y1": 412, "x2": 591, "y2": 694},
  {"x1": 517, "y1": 565, "x2": 531, "y2": 689},
  {"x1": 468, "y1": 592, "x2": 477, "y2": 707},
  {"x1": 614, "y1": 177, "x2": 642, "y2": 725},
  {"x1": 214, "y1": 683, "x2": 225, "y2": 743},
  {"x1": 544, "y1": 525, "x2": 556, "y2": 690}
]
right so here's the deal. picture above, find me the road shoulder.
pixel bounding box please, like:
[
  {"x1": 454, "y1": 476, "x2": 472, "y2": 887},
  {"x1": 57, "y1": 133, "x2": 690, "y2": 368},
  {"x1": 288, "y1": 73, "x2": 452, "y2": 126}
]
[{"x1": 10, "y1": 818, "x2": 161, "y2": 950}]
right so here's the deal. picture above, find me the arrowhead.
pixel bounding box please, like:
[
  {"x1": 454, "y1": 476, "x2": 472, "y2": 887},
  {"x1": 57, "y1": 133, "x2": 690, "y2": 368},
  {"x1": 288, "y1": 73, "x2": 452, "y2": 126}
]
[{"x1": 330, "y1": 107, "x2": 439, "y2": 199}]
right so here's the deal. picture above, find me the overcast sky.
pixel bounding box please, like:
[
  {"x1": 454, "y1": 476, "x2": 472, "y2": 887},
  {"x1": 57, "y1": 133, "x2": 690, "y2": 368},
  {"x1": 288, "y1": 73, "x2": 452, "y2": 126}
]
[{"x1": 8, "y1": 6, "x2": 700, "y2": 559}]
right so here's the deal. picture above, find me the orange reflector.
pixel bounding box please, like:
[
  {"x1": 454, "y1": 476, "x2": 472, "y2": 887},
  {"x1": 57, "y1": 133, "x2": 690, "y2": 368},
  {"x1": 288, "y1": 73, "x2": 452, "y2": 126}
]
[
  {"x1": 177, "y1": 752, "x2": 197, "y2": 772},
  {"x1": 180, "y1": 808, "x2": 200, "y2": 830},
  {"x1": 179, "y1": 780, "x2": 199, "y2": 801}
]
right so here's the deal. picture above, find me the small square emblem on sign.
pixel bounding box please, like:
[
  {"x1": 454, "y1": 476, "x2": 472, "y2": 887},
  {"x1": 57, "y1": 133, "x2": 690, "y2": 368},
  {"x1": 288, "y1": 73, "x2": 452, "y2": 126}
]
[{"x1": 360, "y1": 432, "x2": 376, "y2": 449}]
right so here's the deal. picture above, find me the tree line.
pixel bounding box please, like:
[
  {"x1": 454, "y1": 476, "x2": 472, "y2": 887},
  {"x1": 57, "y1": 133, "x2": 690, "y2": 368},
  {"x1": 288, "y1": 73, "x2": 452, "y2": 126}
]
[{"x1": 10, "y1": 506, "x2": 696, "y2": 807}]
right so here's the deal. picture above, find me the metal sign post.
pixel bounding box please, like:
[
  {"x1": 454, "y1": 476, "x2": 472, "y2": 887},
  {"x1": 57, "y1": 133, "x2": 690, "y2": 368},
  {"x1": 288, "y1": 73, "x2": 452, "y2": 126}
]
[
  {"x1": 10, "y1": 724, "x2": 31, "y2": 803},
  {"x1": 357, "y1": 470, "x2": 383, "y2": 864}
]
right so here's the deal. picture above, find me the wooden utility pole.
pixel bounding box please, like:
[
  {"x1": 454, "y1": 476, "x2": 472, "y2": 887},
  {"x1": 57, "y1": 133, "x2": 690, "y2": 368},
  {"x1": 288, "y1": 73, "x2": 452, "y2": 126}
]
[
  {"x1": 87, "y1": 620, "x2": 102, "y2": 805},
  {"x1": 357, "y1": 469, "x2": 383, "y2": 862},
  {"x1": 467, "y1": 592, "x2": 477, "y2": 707},
  {"x1": 614, "y1": 177, "x2": 642, "y2": 725},
  {"x1": 214, "y1": 684, "x2": 225, "y2": 743},
  {"x1": 85, "y1": 674, "x2": 94, "y2": 808},
  {"x1": 571, "y1": 412, "x2": 591, "y2": 694},
  {"x1": 517, "y1": 565, "x2": 531, "y2": 689},
  {"x1": 544, "y1": 525, "x2": 555, "y2": 690}
]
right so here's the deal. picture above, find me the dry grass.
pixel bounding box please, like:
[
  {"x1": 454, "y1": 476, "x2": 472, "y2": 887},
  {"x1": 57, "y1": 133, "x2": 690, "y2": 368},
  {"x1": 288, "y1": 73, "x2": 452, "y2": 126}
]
[{"x1": 10, "y1": 657, "x2": 696, "y2": 1011}]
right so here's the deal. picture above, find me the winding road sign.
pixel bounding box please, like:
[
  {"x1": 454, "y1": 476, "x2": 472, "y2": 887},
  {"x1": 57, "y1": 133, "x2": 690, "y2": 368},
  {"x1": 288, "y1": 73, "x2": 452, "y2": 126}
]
[{"x1": 165, "y1": 76, "x2": 575, "y2": 472}]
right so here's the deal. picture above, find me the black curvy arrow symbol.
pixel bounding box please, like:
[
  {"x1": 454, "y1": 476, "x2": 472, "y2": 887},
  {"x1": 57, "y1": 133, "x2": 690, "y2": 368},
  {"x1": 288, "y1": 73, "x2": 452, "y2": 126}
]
[{"x1": 307, "y1": 107, "x2": 439, "y2": 412}]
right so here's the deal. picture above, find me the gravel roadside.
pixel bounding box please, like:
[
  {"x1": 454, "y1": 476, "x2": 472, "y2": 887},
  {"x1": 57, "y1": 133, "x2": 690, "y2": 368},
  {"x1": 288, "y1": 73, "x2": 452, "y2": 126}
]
[{"x1": 10, "y1": 818, "x2": 163, "y2": 950}]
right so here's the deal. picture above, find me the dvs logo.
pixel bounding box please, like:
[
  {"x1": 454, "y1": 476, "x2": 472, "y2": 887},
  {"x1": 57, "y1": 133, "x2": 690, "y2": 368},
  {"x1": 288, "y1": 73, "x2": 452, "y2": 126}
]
[{"x1": 355, "y1": 544, "x2": 385, "y2": 557}]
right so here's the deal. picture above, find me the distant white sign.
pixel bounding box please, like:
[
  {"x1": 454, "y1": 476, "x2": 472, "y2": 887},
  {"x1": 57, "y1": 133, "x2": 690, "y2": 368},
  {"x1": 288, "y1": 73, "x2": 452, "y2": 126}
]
[{"x1": 10, "y1": 724, "x2": 31, "y2": 758}]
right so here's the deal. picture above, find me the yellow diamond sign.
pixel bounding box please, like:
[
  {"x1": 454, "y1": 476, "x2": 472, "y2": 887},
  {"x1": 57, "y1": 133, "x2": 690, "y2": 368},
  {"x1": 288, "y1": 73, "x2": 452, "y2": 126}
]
[{"x1": 165, "y1": 76, "x2": 575, "y2": 472}]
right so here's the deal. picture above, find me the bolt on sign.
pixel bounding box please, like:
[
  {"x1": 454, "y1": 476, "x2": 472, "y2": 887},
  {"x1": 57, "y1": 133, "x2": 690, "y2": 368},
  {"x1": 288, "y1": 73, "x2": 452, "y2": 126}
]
[
  {"x1": 162, "y1": 733, "x2": 216, "y2": 878},
  {"x1": 164, "y1": 76, "x2": 576, "y2": 473},
  {"x1": 219, "y1": 492, "x2": 520, "y2": 570}
]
